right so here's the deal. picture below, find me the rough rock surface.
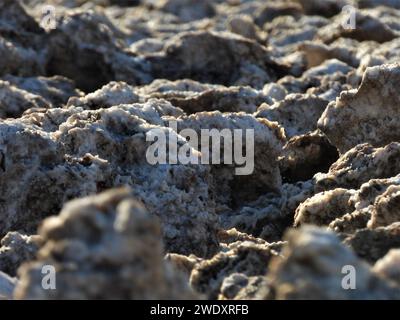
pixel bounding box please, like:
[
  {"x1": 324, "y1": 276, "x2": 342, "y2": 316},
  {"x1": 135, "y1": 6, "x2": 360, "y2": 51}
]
[
  {"x1": 1, "y1": 0, "x2": 400, "y2": 300},
  {"x1": 319, "y1": 64, "x2": 400, "y2": 153},
  {"x1": 14, "y1": 188, "x2": 199, "y2": 299},
  {"x1": 267, "y1": 226, "x2": 400, "y2": 299}
]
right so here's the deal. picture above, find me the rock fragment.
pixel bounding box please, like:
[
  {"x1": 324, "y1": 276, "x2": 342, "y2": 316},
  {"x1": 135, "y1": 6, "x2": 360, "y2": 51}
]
[
  {"x1": 319, "y1": 64, "x2": 400, "y2": 153},
  {"x1": 15, "y1": 188, "x2": 199, "y2": 299},
  {"x1": 268, "y1": 226, "x2": 400, "y2": 299}
]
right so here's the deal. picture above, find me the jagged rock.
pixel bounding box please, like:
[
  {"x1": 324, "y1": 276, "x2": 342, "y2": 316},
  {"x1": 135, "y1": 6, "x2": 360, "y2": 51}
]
[
  {"x1": 142, "y1": 82, "x2": 272, "y2": 114},
  {"x1": 3, "y1": 75, "x2": 81, "y2": 109},
  {"x1": 293, "y1": 0, "x2": 352, "y2": 17},
  {"x1": 368, "y1": 185, "x2": 400, "y2": 228},
  {"x1": 174, "y1": 111, "x2": 286, "y2": 205},
  {"x1": 344, "y1": 222, "x2": 400, "y2": 263},
  {"x1": 373, "y1": 249, "x2": 400, "y2": 286},
  {"x1": 329, "y1": 209, "x2": 371, "y2": 234},
  {"x1": 294, "y1": 188, "x2": 355, "y2": 227},
  {"x1": 45, "y1": 10, "x2": 152, "y2": 92},
  {"x1": 315, "y1": 143, "x2": 400, "y2": 191},
  {"x1": 0, "y1": 102, "x2": 220, "y2": 257},
  {"x1": 67, "y1": 81, "x2": 139, "y2": 109},
  {"x1": 0, "y1": 232, "x2": 41, "y2": 277},
  {"x1": 14, "y1": 188, "x2": 199, "y2": 299},
  {"x1": 279, "y1": 131, "x2": 339, "y2": 182},
  {"x1": 267, "y1": 225, "x2": 400, "y2": 299},
  {"x1": 152, "y1": 0, "x2": 216, "y2": 22},
  {"x1": 256, "y1": 94, "x2": 328, "y2": 138},
  {"x1": 319, "y1": 64, "x2": 400, "y2": 153},
  {"x1": 318, "y1": 9, "x2": 399, "y2": 44},
  {"x1": 0, "y1": 80, "x2": 48, "y2": 118},
  {"x1": 220, "y1": 181, "x2": 314, "y2": 241},
  {"x1": 190, "y1": 240, "x2": 279, "y2": 299},
  {"x1": 147, "y1": 31, "x2": 289, "y2": 89}
]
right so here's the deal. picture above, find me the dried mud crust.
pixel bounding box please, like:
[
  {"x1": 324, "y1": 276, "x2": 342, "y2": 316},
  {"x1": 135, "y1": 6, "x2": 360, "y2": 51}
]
[{"x1": 0, "y1": 0, "x2": 400, "y2": 300}]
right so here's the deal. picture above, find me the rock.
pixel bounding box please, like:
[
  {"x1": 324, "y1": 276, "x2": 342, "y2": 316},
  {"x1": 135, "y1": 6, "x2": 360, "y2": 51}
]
[
  {"x1": 279, "y1": 131, "x2": 339, "y2": 182},
  {"x1": 256, "y1": 94, "x2": 328, "y2": 138},
  {"x1": 0, "y1": 232, "x2": 41, "y2": 277},
  {"x1": 220, "y1": 180, "x2": 315, "y2": 241},
  {"x1": 268, "y1": 225, "x2": 400, "y2": 299},
  {"x1": 3, "y1": 75, "x2": 82, "y2": 109},
  {"x1": 190, "y1": 240, "x2": 279, "y2": 299},
  {"x1": 14, "y1": 188, "x2": 199, "y2": 299},
  {"x1": 294, "y1": 188, "x2": 355, "y2": 227},
  {"x1": 319, "y1": 64, "x2": 400, "y2": 153},
  {"x1": 368, "y1": 185, "x2": 400, "y2": 228},
  {"x1": 153, "y1": 0, "x2": 216, "y2": 22},
  {"x1": 344, "y1": 222, "x2": 400, "y2": 263},
  {"x1": 293, "y1": 0, "x2": 352, "y2": 17},
  {"x1": 147, "y1": 31, "x2": 290, "y2": 89},
  {"x1": 315, "y1": 143, "x2": 400, "y2": 191},
  {"x1": 0, "y1": 271, "x2": 16, "y2": 300},
  {"x1": 174, "y1": 111, "x2": 286, "y2": 205},
  {"x1": 45, "y1": 10, "x2": 152, "y2": 92},
  {"x1": 373, "y1": 249, "x2": 400, "y2": 286}
]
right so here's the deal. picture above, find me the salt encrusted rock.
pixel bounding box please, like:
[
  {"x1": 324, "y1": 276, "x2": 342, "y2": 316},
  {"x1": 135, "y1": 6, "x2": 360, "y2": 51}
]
[
  {"x1": 0, "y1": 232, "x2": 41, "y2": 277},
  {"x1": 299, "y1": 41, "x2": 359, "y2": 69},
  {"x1": 138, "y1": 79, "x2": 275, "y2": 114},
  {"x1": 0, "y1": 37, "x2": 42, "y2": 77},
  {"x1": 268, "y1": 225, "x2": 400, "y2": 299},
  {"x1": 227, "y1": 15, "x2": 260, "y2": 41},
  {"x1": 0, "y1": 0, "x2": 44, "y2": 46},
  {"x1": 373, "y1": 249, "x2": 400, "y2": 286},
  {"x1": 294, "y1": 189, "x2": 355, "y2": 227},
  {"x1": 317, "y1": 9, "x2": 399, "y2": 44},
  {"x1": 0, "y1": 271, "x2": 16, "y2": 300},
  {"x1": 190, "y1": 240, "x2": 279, "y2": 299},
  {"x1": 328, "y1": 175, "x2": 400, "y2": 233},
  {"x1": 344, "y1": 222, "x2": 400, "y2": 263},
  {"x1": 329, "y1": 209, "x2": 371, "y2": 234},
  {"x1": 147, "y1": 31, "x2": 290, "y2": 89},
  {"x1": 319, "y1": 64, "x2": 400, "y2": 153},
  {"x1": 315, "y1": 143, "x2": 400, "y2": 192},
  {"x1": 0, "y1": 102, "x2": 219, "y2": 257},
  {"x1": 3, "y1": 75, "x2": 82, "y2": 109},
  {"x1": 254, "y1": 2, "x2": 303, "y2": 26},
  {"x1": 220, "y1": 181, "x2": 314, "y2": 241},
  {"x1": 0, "y1": 80, "x2": 48, "y2": 118},
  {"x1": 279, "y1": 131, "x2": 338, "y2": 183},
  {"x1": 67, "y1": 81, "x2": 139, "y2": 109},
  {"x1": 2, "y1": 0, "x2": 400, "y2": 300},
  {"x1": 0, "y1": 119, "x2": 112, "y2": 237},
  {"x1": 264, "y1": 15, "x2": 329, "y2": 48},
  {"x1": 256, "y1": 94, "x2": 328, "y2": 138},
  {"x1": 14, "y1": 188, "x2": 199, "y2": 299},
  {"x1": 152, "y1": 0, "x2": 216, "y2": 22},
  {"x1": 174, "y1": 111, "x2": 286, "y2": 205},
  {"x1": 46, "y1": 10, "x2": 152, "y2": 92},
  {"x1": 293, "y1": 0, "x2": 352, "y2": 17},
  {"x1": 368, "y1": 185, "x2": 400, "y2": 228}
]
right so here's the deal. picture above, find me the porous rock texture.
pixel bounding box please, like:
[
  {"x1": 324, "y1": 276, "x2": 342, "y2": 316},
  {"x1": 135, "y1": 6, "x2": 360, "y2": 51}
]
[
  {"x1": 14, "y1": 188, "x2": 199, "y2": 299},
  {"x1": 1, "y1": 0, "x2": 400, "y2": 300}
]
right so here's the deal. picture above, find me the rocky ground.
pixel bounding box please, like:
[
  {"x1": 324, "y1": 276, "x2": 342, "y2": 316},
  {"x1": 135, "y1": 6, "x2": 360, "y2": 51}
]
[{"x1": 0, "y1": 0, "x2": 400, "y2": 300}]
